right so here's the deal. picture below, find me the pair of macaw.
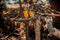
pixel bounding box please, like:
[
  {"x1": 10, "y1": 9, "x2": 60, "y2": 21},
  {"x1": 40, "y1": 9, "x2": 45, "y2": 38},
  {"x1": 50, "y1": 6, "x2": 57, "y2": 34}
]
[{"x1": 23, "y1": 9, "x2": 36, "y2": 18}]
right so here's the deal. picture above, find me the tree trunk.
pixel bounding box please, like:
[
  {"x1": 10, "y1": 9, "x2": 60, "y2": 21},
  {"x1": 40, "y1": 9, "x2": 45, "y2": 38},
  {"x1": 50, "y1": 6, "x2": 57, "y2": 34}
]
[{"x1": 34, "y1": 16, "x2": 41, "y2": 40}]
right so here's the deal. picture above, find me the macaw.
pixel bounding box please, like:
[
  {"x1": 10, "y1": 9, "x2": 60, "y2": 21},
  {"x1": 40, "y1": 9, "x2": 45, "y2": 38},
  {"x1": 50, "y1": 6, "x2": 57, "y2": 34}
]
[
  {"x1": 23, "y1": 10, "x2": 29, "y2": 18},
  {"x1": 29, "y1": 10, "x2": 36, "y2": 17}
]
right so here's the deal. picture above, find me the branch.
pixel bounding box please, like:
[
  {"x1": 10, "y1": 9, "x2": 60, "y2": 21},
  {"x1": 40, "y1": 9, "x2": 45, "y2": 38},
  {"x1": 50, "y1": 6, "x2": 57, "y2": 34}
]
[{"x1": 48, "y1": 28, "x2": 60, "y2": 39}]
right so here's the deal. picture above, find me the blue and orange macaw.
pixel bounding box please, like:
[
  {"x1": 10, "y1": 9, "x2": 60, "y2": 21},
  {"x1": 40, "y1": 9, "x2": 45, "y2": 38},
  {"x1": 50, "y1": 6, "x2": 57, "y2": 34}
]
[{"x1": 23, "y1": 10, "x2": 29, "y2": 18}]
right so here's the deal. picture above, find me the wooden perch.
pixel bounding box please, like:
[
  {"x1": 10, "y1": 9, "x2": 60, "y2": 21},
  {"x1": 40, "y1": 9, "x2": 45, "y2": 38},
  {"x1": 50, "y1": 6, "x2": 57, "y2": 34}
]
[
  {"x1": 52, "y1": 28, "x2": 60, "y2": 39},
  {"x1": 48, "y1": 28, "x2": 60, "y2": 39},
  {"x1": 40, "y1": 13, "x2": 60, "y2": 17}
]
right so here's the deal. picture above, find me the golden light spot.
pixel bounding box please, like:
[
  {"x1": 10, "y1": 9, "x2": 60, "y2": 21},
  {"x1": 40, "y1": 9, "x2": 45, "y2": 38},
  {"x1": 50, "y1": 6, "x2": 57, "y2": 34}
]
[{"x1": 3, "y1": 11, "x2": 7, "y2": 14}]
